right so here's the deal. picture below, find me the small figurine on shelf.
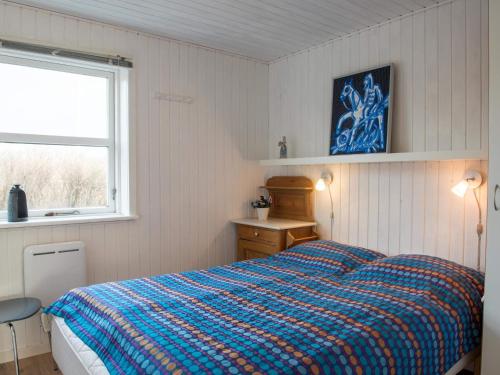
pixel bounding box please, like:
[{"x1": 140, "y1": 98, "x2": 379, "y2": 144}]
[
  {"x1": 278, "y1": 136, "x2": 287, "y2": 159},
  {"x1": 251, "y1": 195, "x2": 272, "y2": 221}
]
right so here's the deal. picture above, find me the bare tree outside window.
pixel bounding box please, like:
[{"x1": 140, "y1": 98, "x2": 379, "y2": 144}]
[{"x1": 0, "y1": 144, "x2": 108, "y2": 210}]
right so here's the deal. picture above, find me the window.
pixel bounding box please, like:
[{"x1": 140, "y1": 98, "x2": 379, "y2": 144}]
[{"x1": 0, "y1": 50, "x2": 130, "y2": 218}]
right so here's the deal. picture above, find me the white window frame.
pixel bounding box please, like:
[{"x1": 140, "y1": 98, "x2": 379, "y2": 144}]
[{"x1": 0, "y1": 49, "x2": 131, "y2": 219}]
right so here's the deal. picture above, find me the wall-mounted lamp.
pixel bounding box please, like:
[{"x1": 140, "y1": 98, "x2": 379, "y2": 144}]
[
  {"x1": 316, "y1": 172, "x2": 334, "y2": 240},
  {"x1": 315, "y1": 172, "x2": 333, "y2": 191},
  {"x1": 451, "y1": 170, "x2": 483, "y2": 198},
  {"x1": 451, "y1": 169, "x2": 484, "y2": 270}
]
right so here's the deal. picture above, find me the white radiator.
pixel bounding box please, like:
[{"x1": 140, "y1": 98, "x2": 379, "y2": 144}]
[{"x1": 24, "y1": 241, "x2": 87, "y2": 307}]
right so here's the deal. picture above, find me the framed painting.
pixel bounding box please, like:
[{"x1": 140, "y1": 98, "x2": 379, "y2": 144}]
[{"x1": 329, "y1": 65, "x2": 393, "y2": 155}]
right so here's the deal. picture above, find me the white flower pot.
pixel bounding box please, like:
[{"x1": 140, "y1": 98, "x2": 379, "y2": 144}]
[{"x1": 256, "y1": 207, "x2": 270, "y2": 221}]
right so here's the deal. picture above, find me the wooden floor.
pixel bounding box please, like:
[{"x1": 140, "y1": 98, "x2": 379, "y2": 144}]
[{"x1": 0, "y1": 353, "x2": 61, "y2": 375}]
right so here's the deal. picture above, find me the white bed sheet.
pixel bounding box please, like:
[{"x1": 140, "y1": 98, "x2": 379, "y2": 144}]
[{"x1": 51, "y1": 316, "x2": 108, "y2": 375}]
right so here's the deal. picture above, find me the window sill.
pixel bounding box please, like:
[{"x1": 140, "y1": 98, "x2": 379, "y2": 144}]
[{"x1": 0, "y1": 213, "x2": 138, "y2": 229}]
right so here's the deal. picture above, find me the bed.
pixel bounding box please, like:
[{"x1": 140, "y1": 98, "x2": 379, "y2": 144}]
[{"x1": 46, "y1": 240, "x2": 484, "y2": 374}]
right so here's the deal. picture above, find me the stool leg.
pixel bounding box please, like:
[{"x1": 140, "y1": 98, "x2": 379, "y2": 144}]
[{"x1": 8, "y1": 323, "x2": 20, "y2": 375}]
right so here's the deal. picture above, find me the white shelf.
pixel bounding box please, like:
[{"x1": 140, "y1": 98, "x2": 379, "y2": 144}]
[{"x1": 260, "y1": 150, "x2": 488, "y2": 167}]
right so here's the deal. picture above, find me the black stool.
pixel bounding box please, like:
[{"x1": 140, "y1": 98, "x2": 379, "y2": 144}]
[{"x1": 0, "y1": 298, "x2": 41, "y2": 375}]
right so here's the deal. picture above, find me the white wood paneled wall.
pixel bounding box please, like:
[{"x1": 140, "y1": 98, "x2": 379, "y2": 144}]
[
  {"x1": 0, "y1": 1, "x2": 268, "y2": 362},
  {"x1": 269, "y1": 0, "x2": 488, "y2": 158},
  {"x1": 266, "y1": 0, "x2": 488, "y2": 273},
  {"x1": 265, "y1": 160, "x2": 487, "y2": 270}
]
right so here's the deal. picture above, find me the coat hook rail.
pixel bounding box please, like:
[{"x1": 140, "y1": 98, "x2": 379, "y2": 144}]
[{"x1": 153, "y1": 92, "x2": 194, "y2": 104}]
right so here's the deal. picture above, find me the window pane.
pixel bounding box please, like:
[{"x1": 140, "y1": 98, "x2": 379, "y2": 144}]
[
  {"x1": 0, "y1": 143, "x2": 109, "y2": 211},
  {"x1": 0, "y1": 62, "x2": 109, "y2": 138}
]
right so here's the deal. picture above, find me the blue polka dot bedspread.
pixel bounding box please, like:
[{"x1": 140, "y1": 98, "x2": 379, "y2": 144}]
[{"x1": 45, "y1": 240, "x2": 484, "y2": 375}]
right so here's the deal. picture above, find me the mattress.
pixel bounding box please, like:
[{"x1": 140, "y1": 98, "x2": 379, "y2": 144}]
[{"x1": 52, "y1": 316, "x2": 108, "y2": 375}]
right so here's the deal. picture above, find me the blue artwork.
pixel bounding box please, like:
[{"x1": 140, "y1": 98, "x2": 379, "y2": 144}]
[{"x1": 330, "y1": 65, "x2": 392, "y2": 155}]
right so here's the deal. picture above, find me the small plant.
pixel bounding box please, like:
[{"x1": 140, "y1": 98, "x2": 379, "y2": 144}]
[{"x1": 251, "y1": 195, "x2": 272, "y2": 209}]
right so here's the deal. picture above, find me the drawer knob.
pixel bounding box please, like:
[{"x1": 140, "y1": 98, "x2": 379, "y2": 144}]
[{"x1": 254, "y1": 231, "x2": 259, "y2": 237}]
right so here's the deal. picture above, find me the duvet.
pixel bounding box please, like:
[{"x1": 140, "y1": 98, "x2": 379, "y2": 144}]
[{"x1": 46, "y1": 240, "x2": 484, "y2": 375}]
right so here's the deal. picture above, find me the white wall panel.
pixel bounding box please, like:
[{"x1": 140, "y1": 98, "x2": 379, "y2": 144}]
[
  {"x1": 0, "y1": 0, "x2": 268, "y2": 362},
  {"x1": 266, "y1": 0, "x2": 488, "y2": 280},
  {"x1": 266, "y1": 159, "x2": 488, "y2": 265},
  {"x1": 269, "y1": 0, "x2": 488, "y2": 158}
]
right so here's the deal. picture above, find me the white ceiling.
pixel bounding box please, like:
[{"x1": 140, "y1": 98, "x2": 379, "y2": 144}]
[{"x1": 13, "y1": 0, "x2": 440, "y2": 61}]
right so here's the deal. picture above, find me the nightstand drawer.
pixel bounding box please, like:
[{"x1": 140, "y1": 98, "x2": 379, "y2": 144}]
[
  {"x1": 237, "y1": 225, "x2": 281, "y2": 244},
  {"x1": 245, "y1": 250, "x2": 269, "y2": 259},
  {"x1": 238, "y1": 239, "x2": 279, "y2": 261}
]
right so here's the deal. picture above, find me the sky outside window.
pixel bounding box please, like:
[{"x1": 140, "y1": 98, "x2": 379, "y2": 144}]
[{"x1": 0, "y1": 62, "x2": 109, "y2": 138}]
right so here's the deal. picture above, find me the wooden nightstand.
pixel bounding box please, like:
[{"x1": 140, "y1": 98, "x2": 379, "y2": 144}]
[
  {"x1": 232, "y1": 176, "x2": 319, "y2": 261},
  {"x1": 232, "y1": 218, "x2": 317, "y2": 261}
]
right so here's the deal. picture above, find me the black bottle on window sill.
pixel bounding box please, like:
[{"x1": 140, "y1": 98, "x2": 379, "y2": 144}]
[{"x1": 8, "y1": 184, "x2": 28, "y2": 222}]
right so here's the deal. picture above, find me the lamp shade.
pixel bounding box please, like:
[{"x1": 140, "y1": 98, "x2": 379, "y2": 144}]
[
  {"x1": 315, "y1": 172, "x2": 333, "y2": 191},
  {"x1": 452, "y1": 180, "x2": 470, "y2": 198},
  {"x1": 451, "y1": 169, "x2": 483, "y2": 198},
  {"x1": 315, "y1": 178, "x2": 326, "y2": 191}
]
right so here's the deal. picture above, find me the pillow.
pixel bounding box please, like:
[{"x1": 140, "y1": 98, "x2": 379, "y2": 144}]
[
  {"x1": 272, "y1": 240, "x2": 386, "y2": 275},
  {"x1": 344, "y1": 254, "x2": 484, "y2": 306}
]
